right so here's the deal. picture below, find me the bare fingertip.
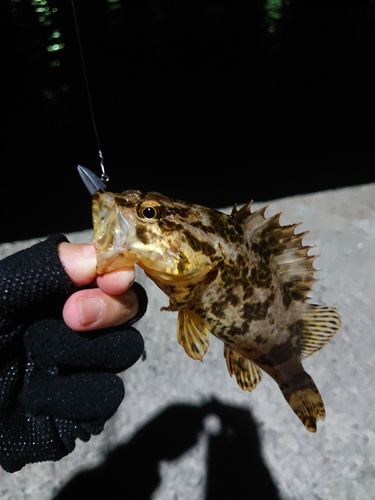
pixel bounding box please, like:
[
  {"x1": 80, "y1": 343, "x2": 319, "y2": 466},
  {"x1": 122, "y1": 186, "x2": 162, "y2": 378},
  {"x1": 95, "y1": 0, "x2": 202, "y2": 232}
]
[{"x1": 81, "y1": 243, "x2": 96, "y2": 258}]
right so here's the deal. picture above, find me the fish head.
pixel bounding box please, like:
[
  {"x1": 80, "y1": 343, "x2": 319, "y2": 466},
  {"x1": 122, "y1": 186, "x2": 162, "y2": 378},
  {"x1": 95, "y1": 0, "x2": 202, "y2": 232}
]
[{"x1": 92, "y1": 189, "x2": 222, "y2": 285}]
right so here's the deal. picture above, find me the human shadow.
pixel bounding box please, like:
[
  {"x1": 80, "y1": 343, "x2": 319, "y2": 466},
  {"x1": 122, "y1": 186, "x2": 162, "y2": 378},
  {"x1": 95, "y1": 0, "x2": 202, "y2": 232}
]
[{"x1": 54, "y1": 399, "x2": 280, "y2": 500}]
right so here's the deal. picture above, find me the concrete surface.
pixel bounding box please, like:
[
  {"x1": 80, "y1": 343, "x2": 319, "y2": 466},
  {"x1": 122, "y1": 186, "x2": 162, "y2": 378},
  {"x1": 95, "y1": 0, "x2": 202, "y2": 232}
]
[{"x1": 0, "y1": 183, "x2": 374, "y2": 499}]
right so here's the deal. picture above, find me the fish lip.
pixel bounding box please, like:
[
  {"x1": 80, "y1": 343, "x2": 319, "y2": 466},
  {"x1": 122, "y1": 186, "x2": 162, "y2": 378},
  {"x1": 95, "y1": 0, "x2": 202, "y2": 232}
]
[
  {"x1": 96, "y1": 248, "x2": 139, "y2": 274},
  {"x1": 78, "y1": 165, "x2": 107, "y2": 195},
  {"x1": 92, "y1": 190, "x2": 137, "y2": 274}
]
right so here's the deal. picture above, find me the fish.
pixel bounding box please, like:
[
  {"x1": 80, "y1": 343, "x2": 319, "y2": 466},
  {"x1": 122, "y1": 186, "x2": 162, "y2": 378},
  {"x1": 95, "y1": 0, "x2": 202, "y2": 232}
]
[{"x1": 91, "y1": 188, "x2": 341, "y2": 432}]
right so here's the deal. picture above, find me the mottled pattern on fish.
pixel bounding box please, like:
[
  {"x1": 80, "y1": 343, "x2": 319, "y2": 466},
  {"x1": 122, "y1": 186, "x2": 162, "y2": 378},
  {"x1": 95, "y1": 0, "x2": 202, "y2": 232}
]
[{"x1": 92, "y1": 189, "x2": 341, "y2": 431}]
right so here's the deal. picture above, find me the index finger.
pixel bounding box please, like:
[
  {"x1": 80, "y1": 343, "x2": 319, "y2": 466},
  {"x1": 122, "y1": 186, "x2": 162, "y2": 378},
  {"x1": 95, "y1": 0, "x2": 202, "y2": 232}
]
[{"x1": 58, "y1": 242, "x2": 97, "y2": 286}]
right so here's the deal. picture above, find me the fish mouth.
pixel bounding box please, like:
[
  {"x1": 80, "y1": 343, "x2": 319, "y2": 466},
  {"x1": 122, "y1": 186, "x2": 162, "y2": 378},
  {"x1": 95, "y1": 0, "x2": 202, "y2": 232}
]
[
  {"x1": 92, "y1": 188, "x2": 139, "y2": 273},
  {"x1": 94, "y1": 209, "x2": 139, "y2": 273},
  {"x1": 96, "y1": 248, "x2": 139, "y2": 274}
]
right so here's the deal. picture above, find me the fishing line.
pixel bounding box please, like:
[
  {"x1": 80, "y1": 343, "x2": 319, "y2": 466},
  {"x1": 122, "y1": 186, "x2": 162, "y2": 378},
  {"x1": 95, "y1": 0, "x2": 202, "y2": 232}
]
[{"x1": 71, "y1": 0, "x2": 109, "y2": 182}]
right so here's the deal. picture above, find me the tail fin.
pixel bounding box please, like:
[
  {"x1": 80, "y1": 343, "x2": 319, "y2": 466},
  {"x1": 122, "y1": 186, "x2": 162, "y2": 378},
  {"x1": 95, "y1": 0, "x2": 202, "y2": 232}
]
[{"x1": 280, "y1": 371, "x2": 325, "y2": 432}]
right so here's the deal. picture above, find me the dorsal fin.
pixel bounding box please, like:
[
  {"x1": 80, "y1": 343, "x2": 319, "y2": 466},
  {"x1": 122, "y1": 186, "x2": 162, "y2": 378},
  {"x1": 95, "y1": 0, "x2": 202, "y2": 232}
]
[
  {"x1": 232, "y1": 201, "x2": 318, "y2": 301},
  {"x1": 231, "y1": 201, "x2": 269, "y2": 231}
]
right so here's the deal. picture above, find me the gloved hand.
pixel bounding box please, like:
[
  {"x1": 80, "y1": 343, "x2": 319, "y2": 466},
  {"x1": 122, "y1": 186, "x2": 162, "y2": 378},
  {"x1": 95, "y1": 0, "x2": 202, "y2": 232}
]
[{"x1": 0, "y1": 234, "x2": 147, "y2": 472}]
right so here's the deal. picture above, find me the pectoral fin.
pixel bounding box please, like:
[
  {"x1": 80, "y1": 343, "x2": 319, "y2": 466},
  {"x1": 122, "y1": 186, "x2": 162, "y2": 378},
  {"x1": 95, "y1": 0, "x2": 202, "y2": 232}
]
[
  {"x1": 301, "y1": 304, "x2": 342, "y2": 358},
  {"x1": 177, "y1": 308, "x2": 211, "y2": 361},
  {"x1": 224, "y1": 344, "x2": 263, "y2": 392}
]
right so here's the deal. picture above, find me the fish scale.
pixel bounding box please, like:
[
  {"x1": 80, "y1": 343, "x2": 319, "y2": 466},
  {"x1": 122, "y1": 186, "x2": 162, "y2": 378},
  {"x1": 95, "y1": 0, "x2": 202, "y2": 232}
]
[{"x1": 91, "y1": 188, "x2": 341, "y2": 432}]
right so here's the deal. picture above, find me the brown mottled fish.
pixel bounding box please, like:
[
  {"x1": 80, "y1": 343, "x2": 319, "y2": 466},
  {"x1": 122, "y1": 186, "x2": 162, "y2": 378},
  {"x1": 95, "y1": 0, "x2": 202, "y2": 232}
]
[{"x1": 91, "y1": 186, "x2": 341, "y2": 432}]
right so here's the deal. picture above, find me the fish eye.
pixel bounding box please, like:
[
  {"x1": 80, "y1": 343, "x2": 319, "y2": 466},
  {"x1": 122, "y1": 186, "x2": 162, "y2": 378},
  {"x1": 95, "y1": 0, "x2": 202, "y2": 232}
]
[
  {"x1": 143, "y1": 206, "x2": 157, "y2": 219},
  {"x1": 137, "y1": 201, "x2": 162, "y2": 221}
]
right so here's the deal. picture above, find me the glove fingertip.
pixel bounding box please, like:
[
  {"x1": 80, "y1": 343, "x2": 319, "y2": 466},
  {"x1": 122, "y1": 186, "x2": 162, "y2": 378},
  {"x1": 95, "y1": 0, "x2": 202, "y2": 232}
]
[
  {"x1": 122, "y1": 328, "x2": 145, "y2": 369},
  {"x1": 128, "y1": 282, "x2": 148, "y2": 324}
]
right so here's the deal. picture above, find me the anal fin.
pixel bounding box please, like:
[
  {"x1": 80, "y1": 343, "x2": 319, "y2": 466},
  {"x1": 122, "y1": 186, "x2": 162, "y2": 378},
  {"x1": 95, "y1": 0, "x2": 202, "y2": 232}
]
[
  {"x1": 224, "y1": 344, "x2": 263, "y2": 392},
  {"x1": 301, "y1": 304, "x2": 342, "y2": 358},
  {"x1": 177, "y1": 308, "x2": 211, "y2": 361}
]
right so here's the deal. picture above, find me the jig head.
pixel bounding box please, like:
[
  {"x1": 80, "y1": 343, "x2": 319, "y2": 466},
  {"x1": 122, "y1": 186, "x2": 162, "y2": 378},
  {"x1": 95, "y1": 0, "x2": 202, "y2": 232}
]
[{"x1": 77, "y1": 165, "x2": 107, "y2": 195}]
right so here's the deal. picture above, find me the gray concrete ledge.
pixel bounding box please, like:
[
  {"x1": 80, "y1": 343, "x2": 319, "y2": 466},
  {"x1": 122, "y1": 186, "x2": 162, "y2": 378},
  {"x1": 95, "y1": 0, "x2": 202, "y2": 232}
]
[{"x1": 1, "y1": 183, "x2": 374, "y2": 499}]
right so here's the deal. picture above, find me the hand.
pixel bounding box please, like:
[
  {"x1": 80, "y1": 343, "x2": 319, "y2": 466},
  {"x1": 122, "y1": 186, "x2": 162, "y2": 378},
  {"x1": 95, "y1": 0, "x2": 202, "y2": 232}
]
[
  {"x1": 0, "y1": 234, "x2": 147, "y2": 472},
  {"x1": 58, "y1": 241, "x2": 139, "y2": 331}
]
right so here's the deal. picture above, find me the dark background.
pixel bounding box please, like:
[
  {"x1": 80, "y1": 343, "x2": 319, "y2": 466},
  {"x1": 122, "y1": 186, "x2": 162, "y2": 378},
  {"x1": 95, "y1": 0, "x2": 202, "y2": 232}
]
[{"x1": 2, "y1": 0, "x2": 374, "y2": 243}]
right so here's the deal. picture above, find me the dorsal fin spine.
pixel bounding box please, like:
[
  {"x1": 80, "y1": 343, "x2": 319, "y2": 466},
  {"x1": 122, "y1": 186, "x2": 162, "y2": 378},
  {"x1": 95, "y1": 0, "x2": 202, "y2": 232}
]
[{"x1": 233, "y1": 200, "x2": 319, "y2": 302}]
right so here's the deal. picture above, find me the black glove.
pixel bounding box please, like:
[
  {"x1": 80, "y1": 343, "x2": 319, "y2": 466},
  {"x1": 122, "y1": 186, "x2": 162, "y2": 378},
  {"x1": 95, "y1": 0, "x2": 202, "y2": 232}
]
[{"x1": 0, "y1": 234, "x2": 147, "y2": 472}]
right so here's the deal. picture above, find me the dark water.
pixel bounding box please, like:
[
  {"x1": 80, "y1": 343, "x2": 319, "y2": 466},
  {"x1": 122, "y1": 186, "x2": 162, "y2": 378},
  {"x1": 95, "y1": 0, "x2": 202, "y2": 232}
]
[{"x1": 2, "y1": 0, "x2": 375, "y2": 243}]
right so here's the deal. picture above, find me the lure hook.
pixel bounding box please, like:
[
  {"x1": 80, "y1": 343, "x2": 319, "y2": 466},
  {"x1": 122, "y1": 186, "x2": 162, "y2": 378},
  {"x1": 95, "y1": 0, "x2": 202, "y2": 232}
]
[{"x1": 78, "y1": 165, "x2": 107, "y2": 195}]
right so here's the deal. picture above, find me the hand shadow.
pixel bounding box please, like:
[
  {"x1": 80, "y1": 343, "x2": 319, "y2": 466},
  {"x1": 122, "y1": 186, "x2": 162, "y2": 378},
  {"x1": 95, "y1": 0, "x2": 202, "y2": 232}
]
[{"x1": 53, "y1": 399, "x2": 280, "y2": 500}]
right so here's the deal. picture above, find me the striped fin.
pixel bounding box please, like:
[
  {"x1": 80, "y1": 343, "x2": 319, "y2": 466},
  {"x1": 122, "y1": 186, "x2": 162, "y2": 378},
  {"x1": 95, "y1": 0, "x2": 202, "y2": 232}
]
[
  {"x1": 280, "y1": 371, "x2": 326, "y2": 432},
  {"x1": 232, "y1": 201, "x2": 318, "y2": 301},
  {"x1": 301, "y1": 304, "x2": 342, "y2": 358},
  {"x1": 177, "y1": 308, "x2": 211, "y2": 361},
  {"x1": 224, "y1": 344, "x2": 263, "y2": 391}
]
